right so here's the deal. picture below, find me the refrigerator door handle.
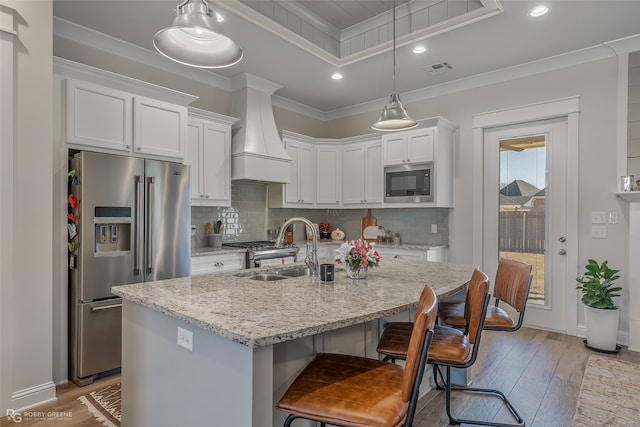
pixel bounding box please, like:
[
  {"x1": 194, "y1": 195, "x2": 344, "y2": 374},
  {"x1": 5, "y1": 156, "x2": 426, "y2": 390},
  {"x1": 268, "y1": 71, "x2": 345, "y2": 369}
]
[
  {"x1": 146, "y1": 176, "x2": 155, "y2": 275},
  {"x1": 91, "y1": 303, "x2": 123, "y2": 311},
  {"x1": 134, "y1": 175, "x2": 143, "y2": 276}
]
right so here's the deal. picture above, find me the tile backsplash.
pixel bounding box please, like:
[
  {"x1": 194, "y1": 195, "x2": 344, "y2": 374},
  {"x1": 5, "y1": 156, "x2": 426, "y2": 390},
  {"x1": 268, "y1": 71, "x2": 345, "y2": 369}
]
[{"x1": 192, "y1": 181, "x2": 450, "y2": 248}]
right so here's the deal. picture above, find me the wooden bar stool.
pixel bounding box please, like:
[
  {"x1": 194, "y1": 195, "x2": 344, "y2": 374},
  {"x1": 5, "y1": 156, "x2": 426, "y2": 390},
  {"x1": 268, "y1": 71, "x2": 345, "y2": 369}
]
[
  {"x1": 275, "y1": 285, "x2": 438, "y2": 427},
  {"x1": 439, "y1": 258, "x2": 532, "y2": 331}
]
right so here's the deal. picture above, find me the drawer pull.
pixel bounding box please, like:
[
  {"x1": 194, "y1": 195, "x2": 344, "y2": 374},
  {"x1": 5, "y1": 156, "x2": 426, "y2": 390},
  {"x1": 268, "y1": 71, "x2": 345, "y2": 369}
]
[
  {"x1": 214, "y1": 262, "x2": 224, "y2": 267},
  {"x1": 92, "y1": 303, "x2": 122, "y2": 311}
]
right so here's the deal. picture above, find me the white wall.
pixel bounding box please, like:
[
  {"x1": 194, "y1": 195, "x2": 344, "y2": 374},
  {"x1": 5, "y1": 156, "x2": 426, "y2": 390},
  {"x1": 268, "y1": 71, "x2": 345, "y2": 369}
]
[
  {"x1": 0, "y1": 0, "x2": 56, "y2": 414},
  {"x1": 402, "y1": 58, "x2": 628, "y2": 332},
  {"x1": 629, "y1": 51, "x2": 640, "y2": 176}
]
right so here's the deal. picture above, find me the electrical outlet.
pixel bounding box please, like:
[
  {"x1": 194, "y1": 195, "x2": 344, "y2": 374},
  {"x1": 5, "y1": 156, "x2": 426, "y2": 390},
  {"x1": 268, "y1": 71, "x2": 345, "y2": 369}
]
[
  {"x1": 591, "y1": 212, "x2": 606, "y2": 224},
  {"x1": 177, "y1": 327, "x2": 193, "y2": 351},
  {"x1": 431, "y1": 224, "x2": 437, "y2": 233},
  {"x1": 591, "y1": 225, "x2": 607, "y2": 239}
]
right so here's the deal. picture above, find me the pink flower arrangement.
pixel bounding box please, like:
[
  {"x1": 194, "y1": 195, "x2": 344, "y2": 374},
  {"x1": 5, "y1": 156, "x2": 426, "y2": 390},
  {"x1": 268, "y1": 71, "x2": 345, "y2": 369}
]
[{"x1": 334, "y1": 239, "x2": 381, "y2": 271}]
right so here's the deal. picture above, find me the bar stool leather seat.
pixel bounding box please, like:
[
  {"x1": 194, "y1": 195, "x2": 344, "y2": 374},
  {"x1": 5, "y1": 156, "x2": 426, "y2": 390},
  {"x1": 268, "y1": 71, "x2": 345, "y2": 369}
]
[{"x1": 276, "y1": 285, "x2": 438, "y2": 427}]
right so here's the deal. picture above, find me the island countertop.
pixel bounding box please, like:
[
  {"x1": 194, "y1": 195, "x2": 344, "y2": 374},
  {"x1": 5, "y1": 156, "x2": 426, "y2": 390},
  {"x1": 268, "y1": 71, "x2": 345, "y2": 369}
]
[{"x1": 112, "y1": 259, "x2": 474, "y2": 348}]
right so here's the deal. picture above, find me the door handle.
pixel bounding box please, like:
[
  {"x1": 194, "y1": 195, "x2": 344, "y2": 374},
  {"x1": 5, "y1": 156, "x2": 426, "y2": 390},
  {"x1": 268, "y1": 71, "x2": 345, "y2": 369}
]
[
  {"x1": 134, "y1": 176, "x2": 143, "y2": 275},
  {"x1": 146, "y1": 176, "x2": 155, "y2": 275},
  {"x1": 558, "y1": 249, "x2": 566, "y2": 255}
]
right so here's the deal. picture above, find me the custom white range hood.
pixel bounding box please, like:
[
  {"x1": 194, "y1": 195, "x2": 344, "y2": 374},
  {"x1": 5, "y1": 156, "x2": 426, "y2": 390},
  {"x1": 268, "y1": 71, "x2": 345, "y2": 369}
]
[{"x1": 230, "y1": 73, "x2": 291, "y2": 183}]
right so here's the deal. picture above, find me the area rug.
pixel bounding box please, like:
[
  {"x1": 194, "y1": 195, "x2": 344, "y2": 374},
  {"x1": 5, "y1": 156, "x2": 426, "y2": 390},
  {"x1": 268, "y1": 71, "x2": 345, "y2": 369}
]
[
  {"x1": 572, "y1": 354, "x2": 640, "y2": 426},
  {"x1": 78, "y1": 382, "x2": 121, "y2": 427}
]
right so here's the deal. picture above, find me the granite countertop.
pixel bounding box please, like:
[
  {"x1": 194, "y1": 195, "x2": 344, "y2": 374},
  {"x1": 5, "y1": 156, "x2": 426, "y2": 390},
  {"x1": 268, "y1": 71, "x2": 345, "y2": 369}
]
[
  {"x1": 112, "y1": 259, "x2": 473, "y2": 348},
  {"x1": 298, "y1": 240, "x2": 446, "y2": 250}
]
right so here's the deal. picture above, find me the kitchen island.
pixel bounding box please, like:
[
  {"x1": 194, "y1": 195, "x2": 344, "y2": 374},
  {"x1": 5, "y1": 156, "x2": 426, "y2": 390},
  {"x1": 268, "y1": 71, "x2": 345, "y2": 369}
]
[{"x1": 112, "y1": 258, "x2": 474, "y2": 427}]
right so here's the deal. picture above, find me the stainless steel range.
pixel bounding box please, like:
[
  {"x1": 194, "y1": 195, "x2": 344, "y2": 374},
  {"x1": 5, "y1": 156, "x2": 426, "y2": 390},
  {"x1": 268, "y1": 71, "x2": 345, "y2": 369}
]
[{"x1": 223, "y1": 241, "x2": 300, "y2": 268}]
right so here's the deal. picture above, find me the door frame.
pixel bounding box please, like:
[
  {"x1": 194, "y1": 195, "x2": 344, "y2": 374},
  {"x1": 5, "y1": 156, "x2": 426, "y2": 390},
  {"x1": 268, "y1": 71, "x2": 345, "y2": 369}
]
[{"x1": 472, "y1": 96, "x2": 580, "y2": 336}]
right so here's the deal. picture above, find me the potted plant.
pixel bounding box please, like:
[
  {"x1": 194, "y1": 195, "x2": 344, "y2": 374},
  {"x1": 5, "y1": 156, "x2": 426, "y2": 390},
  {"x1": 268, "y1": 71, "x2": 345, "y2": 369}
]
[
  {"x1": 319, "y1": 223, "x2": 333, "y2": 240},
  {"x1": 576, "y1": 259, "x2": 621, "y2": 352}
]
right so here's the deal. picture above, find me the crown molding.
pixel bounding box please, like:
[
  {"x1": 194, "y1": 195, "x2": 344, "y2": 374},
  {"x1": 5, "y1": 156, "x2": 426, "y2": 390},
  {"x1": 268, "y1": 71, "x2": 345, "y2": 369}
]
[
  {"x1": 53, "y1": 17, "x2": 233, "y2": 93},
  {"x1": 52, "y1": 15, "x2": 640, "y2": 124},
  {"x1": 324, "y1": 36, "x2": 640, "y2": 121}
]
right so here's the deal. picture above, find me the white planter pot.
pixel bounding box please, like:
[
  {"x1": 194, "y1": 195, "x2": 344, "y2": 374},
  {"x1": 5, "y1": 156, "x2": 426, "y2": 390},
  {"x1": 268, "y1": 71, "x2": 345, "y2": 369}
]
[{"x1": 584, "y1": 305, "x2": 620, "y2": 351}]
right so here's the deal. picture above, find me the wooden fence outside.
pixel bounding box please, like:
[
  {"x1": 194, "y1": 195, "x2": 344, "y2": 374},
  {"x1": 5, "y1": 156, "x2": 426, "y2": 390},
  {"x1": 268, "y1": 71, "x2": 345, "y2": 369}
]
[{"x1": 499, "y1": 211, "x2": 545, "y2": 254}]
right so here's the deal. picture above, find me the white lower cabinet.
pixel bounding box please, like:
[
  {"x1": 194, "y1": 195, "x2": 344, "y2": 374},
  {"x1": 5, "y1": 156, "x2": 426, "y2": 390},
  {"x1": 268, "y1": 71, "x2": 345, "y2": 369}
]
[
  {"x1": 375, "y1": 246, "x2": 448, "y2": 262},
  {"x1": 191, "y1": 253, "x2": 245, "y2": 276}
]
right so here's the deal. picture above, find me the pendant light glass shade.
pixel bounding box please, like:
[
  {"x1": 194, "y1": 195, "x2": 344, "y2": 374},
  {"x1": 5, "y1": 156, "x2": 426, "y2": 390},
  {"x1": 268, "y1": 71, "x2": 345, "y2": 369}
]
[
  {"x1": 371, "y1": 0, "x2": 417, "y2": 132},
  {"x1": 153, "y1": 0, "x2": 243, "y2": 68}
]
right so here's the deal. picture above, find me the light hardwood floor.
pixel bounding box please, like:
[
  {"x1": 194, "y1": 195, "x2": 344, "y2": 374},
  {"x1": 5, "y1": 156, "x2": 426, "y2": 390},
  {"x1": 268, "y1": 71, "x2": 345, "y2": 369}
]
[{"x1": 2, "y1": 328, "x2": 638, "y2": 426}]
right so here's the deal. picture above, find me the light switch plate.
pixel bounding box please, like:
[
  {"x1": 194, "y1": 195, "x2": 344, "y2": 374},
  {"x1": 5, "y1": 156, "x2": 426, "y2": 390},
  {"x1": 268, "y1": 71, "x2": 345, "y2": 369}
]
[
  {"x1": 431, "y1": 224, "x2": 437, "y2": 233},
  {"x1": 591, "y1": 225, "x2": 606, "y2": 239},
  {"x1": 591, "y1": 212, "x2": 606, "y2": 224},
  {"x1": 609, "y1": 212, "x2": 619, "y2": 224}
]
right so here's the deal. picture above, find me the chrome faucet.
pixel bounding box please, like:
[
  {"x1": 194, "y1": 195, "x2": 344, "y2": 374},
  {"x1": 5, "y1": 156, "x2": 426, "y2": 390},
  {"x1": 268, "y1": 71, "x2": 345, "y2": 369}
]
[{"x1": 275, "y1": 217, "x2": 319, "y2": 276}]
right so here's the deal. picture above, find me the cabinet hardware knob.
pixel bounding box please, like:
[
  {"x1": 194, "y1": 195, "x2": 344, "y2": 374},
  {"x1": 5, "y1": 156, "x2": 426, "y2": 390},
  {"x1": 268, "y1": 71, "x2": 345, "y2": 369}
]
[
  {"x1": 558, "y1": 236, "x2": 566, "y2": 242},
  {"x1": 214, "y1": 262, "x2": 224, "y2": 267},
  {"x1": 558, "y1": 249, "x2": 566, "y2": 255}
]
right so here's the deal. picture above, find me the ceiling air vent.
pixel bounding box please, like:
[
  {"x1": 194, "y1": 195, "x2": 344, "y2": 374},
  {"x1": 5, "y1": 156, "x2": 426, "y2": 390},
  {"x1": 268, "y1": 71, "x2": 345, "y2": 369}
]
[{"x1": 426, "y1": 62, "x2": 453, "y2": 74}]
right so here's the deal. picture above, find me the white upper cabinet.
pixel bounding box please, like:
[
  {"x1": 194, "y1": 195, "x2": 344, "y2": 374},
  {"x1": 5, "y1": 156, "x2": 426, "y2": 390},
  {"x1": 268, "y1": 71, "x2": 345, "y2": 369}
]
[
  {"x1": 315, "y1": 144, "x2": 341, "y2": 207},
  {"x1": 66, "y1": 80, "x2": 133, "y2": 152},
  {"x1": 381, "y1": 117, "x2": 455, "y2": 207},
  {"x1": 274, "y1": 136, "x2": 315, "y2": 207},
  {"x1": 185, "y1": 109, "x2": 238, "y2": 207},
  {"x1": 342, "y1": 138, "x2": 382, "y2": 207},
  {"x1": 383, "y1": 128, "x2": 434, "y2": 165},
  {"x1": 57, "y1": 59, "x2": 197, "y2": 162},
  {"x1": 133, "y1": 96, "x2": 187, "y2": 159}
]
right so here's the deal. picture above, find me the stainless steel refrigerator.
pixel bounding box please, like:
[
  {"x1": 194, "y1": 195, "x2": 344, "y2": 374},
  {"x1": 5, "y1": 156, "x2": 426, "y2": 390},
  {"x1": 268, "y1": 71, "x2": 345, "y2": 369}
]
[{"x1": 69, "y1": 151, "x2": 190, "y2": 386}]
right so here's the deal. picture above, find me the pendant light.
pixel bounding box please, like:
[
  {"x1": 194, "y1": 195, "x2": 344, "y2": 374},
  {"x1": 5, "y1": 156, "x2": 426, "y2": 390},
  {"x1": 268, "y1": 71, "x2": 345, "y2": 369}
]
[
  {"x1": 153, "y1": 0, "x2": 243, "y2": 69},
  {"x1": 371, "y1": 0, "x2": 417, "y2": 131}
]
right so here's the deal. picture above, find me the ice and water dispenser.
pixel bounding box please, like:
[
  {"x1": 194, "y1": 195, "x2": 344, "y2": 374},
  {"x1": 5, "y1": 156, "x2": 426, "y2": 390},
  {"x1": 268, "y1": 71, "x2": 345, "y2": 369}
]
[{"x1": 94, "y1": 207, "x2": 132, "y2": 253}]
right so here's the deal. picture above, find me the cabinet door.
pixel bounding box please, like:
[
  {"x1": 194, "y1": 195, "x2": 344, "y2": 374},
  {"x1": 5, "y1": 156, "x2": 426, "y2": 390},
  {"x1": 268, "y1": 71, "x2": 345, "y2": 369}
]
[
  {"x1": 283, "y1": 143, "x2": 300, "y2": 205},
  {"x1": 342, "y1": 144, "x2": 365, "y2": 206},
  {"x1": 382, "y1": 134, "x2": 407, "y2": 165},
  {"x1": 363, "y1": 142, "x2": 383, "y2": 205},
  {"x1": 185, "y1": 120, "x2": 203, "y2": 200},
  {"x1": 202, "y1": 122, "x2": 231, "y2": 204},
  {"x1": 133, "y1": 96, "x2": 186, "y2": 160},
  {"x1": 66, "y1": 79, "x2": 132, "y2": 152},
  {"x1": 316, "y1": 146, "x2": 341, "y2": 206},
  {"x1": 407, "y1": 129, "x2": 434, "y2": 163},
  {"x1": 298, "y1": 143, "x2": 315, "y2": 206}
]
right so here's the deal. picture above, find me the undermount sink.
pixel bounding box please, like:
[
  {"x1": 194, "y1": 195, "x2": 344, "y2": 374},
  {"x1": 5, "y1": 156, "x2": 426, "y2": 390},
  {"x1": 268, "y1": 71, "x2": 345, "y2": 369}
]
[
  {"x1": 274, "y1": 266, "x2": 312, "y2": 277},
  {"x1": 246, "y1": 273, "x2": 289, "y2": 281}
]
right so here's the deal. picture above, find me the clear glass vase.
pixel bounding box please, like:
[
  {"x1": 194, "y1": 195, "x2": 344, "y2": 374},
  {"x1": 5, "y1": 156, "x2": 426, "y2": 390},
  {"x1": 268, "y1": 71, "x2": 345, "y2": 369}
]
[{"x1": 347, "y1": 264, "x2": 368, "y2": 280}]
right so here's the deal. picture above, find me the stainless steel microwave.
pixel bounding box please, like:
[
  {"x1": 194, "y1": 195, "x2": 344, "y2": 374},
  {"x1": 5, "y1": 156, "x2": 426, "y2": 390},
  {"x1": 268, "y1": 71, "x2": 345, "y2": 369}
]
[{"x1": 384, "y1": 162, "x2": 434, "y2": 203}]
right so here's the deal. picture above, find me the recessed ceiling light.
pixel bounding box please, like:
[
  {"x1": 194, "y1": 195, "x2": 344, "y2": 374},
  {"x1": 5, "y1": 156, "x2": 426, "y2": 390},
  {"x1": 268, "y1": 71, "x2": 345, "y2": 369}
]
[
  {"x1": 412, "y1": 45, "x2": 427, "y2": 54},
  {"x1": 528, "y1": 5, "x2": 549, "y2": 17},
  {"x1": 331, "y1": 73, "x2": 343, "y2": 80}
]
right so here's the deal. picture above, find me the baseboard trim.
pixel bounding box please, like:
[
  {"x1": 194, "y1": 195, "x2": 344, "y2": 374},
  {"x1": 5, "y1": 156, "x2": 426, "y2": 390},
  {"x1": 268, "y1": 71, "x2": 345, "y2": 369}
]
[{"x1": 10, "y1": 381, "x2": 57, "y2": 412}]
